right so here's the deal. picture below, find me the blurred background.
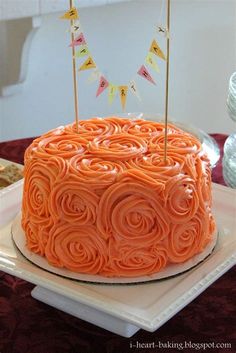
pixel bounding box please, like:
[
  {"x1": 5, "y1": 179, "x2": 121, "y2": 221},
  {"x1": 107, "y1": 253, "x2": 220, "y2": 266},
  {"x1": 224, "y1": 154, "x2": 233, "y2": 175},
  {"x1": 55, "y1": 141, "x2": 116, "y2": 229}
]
[{"x1": 0, "y1": 0, "x2": 236, "y2": 141}]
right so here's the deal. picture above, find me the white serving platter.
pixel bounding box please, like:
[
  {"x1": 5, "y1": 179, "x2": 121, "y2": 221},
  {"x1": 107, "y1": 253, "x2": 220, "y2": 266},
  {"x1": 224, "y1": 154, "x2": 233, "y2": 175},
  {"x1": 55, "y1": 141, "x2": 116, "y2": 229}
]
[
  {"x1": 0, "y1": 183, "x2": 235, "y2": 335},
  {"x1": 0, "y1": 158, "x2": 24, "y2": 227}
]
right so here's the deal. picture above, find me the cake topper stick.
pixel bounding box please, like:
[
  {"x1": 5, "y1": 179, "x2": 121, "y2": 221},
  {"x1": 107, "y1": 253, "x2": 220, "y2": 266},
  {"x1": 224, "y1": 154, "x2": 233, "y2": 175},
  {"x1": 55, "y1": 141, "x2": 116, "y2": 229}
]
[
  {"x1": 70, "y1": 0, "x2": 79, "y2": 132},
  {"x1": 164, "y1": 0, "x2": 171, "y2": 163}
]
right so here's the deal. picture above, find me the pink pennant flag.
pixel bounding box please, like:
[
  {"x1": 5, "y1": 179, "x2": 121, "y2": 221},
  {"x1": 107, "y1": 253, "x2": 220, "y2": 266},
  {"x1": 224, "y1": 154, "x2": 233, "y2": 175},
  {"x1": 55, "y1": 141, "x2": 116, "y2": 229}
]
[
  {"x1": 96, "y1": 76, "x2": 109, "y2": 97},
  {"x1": 137, "y1": 65, "x2": 156, "y2": 85},
  {"x1": 69, "y1": 33, "x2": 86, "y2": 47}
]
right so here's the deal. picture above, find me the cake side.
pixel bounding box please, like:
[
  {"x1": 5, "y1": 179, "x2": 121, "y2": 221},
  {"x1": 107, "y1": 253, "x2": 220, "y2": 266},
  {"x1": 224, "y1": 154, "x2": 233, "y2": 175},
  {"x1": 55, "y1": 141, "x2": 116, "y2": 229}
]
[{"x1": 21, "y1": 117, "x2": 216, "y2": 277}]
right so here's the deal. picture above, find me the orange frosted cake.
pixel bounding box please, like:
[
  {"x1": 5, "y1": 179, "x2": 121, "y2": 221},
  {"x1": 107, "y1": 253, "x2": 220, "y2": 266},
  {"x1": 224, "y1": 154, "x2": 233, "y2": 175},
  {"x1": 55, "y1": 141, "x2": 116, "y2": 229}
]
[{"x1": 21, "y1": 117, "x2": 216, "y2": 277}]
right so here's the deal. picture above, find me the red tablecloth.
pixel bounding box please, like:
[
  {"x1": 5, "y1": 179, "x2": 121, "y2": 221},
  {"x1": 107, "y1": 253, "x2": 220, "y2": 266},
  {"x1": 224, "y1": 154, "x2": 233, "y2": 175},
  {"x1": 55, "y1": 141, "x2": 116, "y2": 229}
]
[{"x1": 0, "y1": 134, "x2": 235, "y2": 353}]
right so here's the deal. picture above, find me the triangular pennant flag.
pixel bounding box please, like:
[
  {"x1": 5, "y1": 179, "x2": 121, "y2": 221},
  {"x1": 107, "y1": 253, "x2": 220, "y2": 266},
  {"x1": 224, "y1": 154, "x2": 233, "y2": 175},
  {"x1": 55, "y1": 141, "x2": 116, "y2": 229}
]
[
  {"x1": 75, "y1": 45, "x2": 89, "y2": 58},
  {"x1": 70, "y1": 20, "x2": 81, "y2": 34},
  {"x1": 60, "y1": 7, "x2": 79, "y2": 20},
  {"x1": 70, "y1": 33, "x2": 86, "y2": 47},
  {"x1": 149, "y1": 39, "x2": 166, "y2": 60},
  {"x1": 79, "y1": 57, "x2": 96, "y2": 71},
  {"x1": 96, "y1": 76, "x2": 109, "y2": 97},
  {"x1": 137, "y1": 65, "x2": 156, "y2": 85},
  {"x1": 145, "y1": 52, "x2": 160, "y2": 73},
  {"x1": 87, "y1": 69, "x2": 101, "y2": 83},
  {"x1": 119, "y1": 86, "x2": 128, "y2": 111},
  {"x1": 129, "y1": 80, "x2": 141, "y2": 101},
  {"x1": 108, "y1": 84, "x2": 118, "y2": 104}
]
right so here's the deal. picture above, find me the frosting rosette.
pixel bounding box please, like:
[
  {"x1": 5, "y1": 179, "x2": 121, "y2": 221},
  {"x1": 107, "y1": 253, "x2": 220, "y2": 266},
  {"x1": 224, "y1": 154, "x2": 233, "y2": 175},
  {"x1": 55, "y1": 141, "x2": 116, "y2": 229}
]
[
  {"x1": 22, "y1": 157, "x2": 68, "y2": 223},
  {"x1": 126, "y1": 153, "x2": 184, "y2": 181},
  {"x1": 149, "y1": 132, "x2": 202, "y2": 155},
  {"x1": 23, "y1": 221, "x2": 50, "y2": 256},
  {"x1": 163, "y1": 174, "x2": 199, "y2": 224},
  {"x1": 88, "y1": 133, "x2": 147, "y2": 160},
  {"x1": 97, "y1": 173, "x2": 169, "y2": 243},
  {"x1": 27, "y1": 133, "x2": 88, "y2": 160},
  {"x1": 103, "y1": 238, "x2": 168, "y2": 277},
  {"x1": 64, "y1": 117, "x2": 125, "y2": 140},
  {"x1": 49, "y1": 177, "x2": 99, "y2": 225},
  {"x1": 122, "y1": 119, "x2": 183, "y2": 140},
  {"x1": 167, "y1": 213, "x2": 207, "y2": 263},
  {"x1": 45, "y1": 223, "x2": 108, "y2": 273},
  {"x1": 69, "y1": 155, "x2": 126, "y2": 195}
]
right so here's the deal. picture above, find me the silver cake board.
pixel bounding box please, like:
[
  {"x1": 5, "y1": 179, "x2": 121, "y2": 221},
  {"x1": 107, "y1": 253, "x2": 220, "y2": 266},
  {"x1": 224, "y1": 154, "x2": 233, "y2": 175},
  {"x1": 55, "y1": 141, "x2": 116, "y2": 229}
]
[{"x1": 31, "y1": 286, "x2": 140, "y2": 337}]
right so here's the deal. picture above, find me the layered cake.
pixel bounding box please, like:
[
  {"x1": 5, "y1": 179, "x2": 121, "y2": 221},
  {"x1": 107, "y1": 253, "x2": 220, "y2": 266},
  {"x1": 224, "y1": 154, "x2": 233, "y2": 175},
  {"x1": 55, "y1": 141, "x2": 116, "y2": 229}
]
[{"x1": 21, "y1": 117, "x2": 216, "y2": 277}]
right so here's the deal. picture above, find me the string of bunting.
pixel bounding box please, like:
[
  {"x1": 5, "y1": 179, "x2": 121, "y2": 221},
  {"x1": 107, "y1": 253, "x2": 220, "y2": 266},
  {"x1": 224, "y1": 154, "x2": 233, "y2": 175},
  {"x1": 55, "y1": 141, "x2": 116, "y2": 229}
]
[{"x1": 60, "y1": 4, "x2": 167, "y2": 111}]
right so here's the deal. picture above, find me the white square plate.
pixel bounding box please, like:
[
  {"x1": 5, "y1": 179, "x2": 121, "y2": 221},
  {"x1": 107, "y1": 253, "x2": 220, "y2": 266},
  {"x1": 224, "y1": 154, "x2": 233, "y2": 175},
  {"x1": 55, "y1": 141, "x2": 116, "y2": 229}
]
[{"x1": 0, "y1": 183, "x2": 235, "y2": 332}]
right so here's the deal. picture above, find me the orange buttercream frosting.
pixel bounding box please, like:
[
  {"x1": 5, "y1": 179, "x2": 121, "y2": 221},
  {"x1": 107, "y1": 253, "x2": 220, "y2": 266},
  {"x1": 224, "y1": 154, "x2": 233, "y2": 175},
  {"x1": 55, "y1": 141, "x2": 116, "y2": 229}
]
[{"x1": 22, "y1": 117, "x2": 216, "y2": 277}]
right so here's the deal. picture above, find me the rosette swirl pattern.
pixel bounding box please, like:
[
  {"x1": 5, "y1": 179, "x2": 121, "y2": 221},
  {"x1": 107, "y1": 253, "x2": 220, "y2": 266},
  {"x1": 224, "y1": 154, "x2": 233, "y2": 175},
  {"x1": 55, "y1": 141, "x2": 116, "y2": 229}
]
[
  {"x1": 163, "y1": 174, "x2": 199, "y2": 223},
  {"x1": 69, "y1": 155, "x2": 126, "y2": 195},
  {"x1": 167, "y1": 213, "x2": 206, "y2": 263},
  {"x1": 103, "y1": 239, "x2": 168, "y2": 277},
  {"x1": 64, "y1": 117, "x2": 125, "y2": 140},
  {"x1": 149, "y1": 132, "x2": 202, "y2": 155},
  {"x1": 45, "y1": 223, "x2": 107, "y2": 273},
  {"x1": 97, "y1": 173, "x2": 169, "y2": 243},
  {"x1": 49, "y1": 177, "x2": 99, "y2": 225},
  {"x1": 122, "y1": 119, "x2": 183, "y2": 140},
  {"x1": 88, "y1": 133, "x2": 147, "y2": 160},
  {"x1": 26, "y1": 132, "x2": 88, "y2": 161}
]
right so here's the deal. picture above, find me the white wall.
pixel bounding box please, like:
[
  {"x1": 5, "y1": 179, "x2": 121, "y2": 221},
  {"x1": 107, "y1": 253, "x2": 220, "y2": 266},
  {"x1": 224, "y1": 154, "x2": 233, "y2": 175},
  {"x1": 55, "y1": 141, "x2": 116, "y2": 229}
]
[{"x1": 0, "y1": 0, "x2": 236, "y2": 141}]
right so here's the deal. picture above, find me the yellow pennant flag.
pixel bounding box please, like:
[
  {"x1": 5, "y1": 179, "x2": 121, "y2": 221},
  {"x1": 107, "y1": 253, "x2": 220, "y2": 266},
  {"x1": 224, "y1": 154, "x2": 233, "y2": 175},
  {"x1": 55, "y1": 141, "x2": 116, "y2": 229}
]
[
  {"x1": 108, "y1": 84, "x2": 118, "y2": 104},
  {"x1": 75, "y1": 45, "x2": 89, "y2": 58},
  {"x1": 60, "y1": 7, "x2": 79, "y2": 20},
  {"x1": 78, "y1": 57, "x2": 96, "y2": 71},
  {"x1": 145, "y1": 52, "x2": 160, "y2": 73},
  {"x1": 149, "y1": 39, "x2": 166, "y2": 60},
  {"x1": 119, "y1": 86, "x2": 128, "y2": 111}
]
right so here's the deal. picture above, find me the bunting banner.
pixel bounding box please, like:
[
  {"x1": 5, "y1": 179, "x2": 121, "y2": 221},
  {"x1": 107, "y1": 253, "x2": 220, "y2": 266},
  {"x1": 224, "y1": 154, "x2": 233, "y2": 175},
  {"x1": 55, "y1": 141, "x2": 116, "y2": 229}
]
[
  {"x1": 79, "y1": 57, "x2": 96, "y2": 71},
  {"x1": 129, "y1": 80, "x2": 141, "y2": 101},
  {"x1": 70, "y1": 33, "x2": 86, "y2": 47},
  {"x1": 108, "y1": 84, "x2": 118, "y2": 104},
  {"x1": 61, "y1": 4, "x2": 167, "y2": 111},
  {"x1": 96, "y1": 76, "x2": 109, "y2": 97},
  {"x1": 150, "y1": 39, "x2": 166, "y2": 60},
  {"x1": 75, "y1": 45, "x2": 89, "y2": 58},
  {"x1": 119, "y1": 86, "x2": 128, "y2": 111},
  {"x1": 145, "y1": 52, "x2": 160, "y2": 73},
  {"x1": 61, "y1": 7, "x2": 79, "y2": 20},
  {"x1": 137, "y1": 65, "x2": 156, "y2": 85}
]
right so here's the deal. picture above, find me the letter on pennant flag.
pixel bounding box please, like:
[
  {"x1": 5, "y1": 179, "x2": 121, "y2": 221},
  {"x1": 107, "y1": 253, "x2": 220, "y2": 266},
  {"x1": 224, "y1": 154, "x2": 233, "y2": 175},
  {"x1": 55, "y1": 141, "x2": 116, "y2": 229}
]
[
  {"x1": 137, "y1": 65, "x2": 156, "y2": 85},
  {"x1": 87, "y1": 69, "x2": 101, "y2": 83},
  {"x1": 129, "y1": 80, "x2": 141, "y2": 101},
  {"x1": 61, "y1": 7, "x2": 79, "y2": 20},
  {"x1": 79, "y1": 57, "x2": 96, "y2": 71},
  {"x1": 119, "y1": 86, "x2": 128, "y2": 111},
  {"x1": 70, "y1": 33, "x2": 86, "y2": 47},
  {"x1": 145, "y1": 52, "x2": 160, "y2": 73},
  {"x1": 149, "y1": 39, "x2": 166, "y2": 60},
  {"x1": 75, "y1": 45, "x2": 89, "y2": 58},
  {"x1": 108, "y1": 84, "x2": 118, "y2": 104},
  {"x1": 96, "y1": 76, "x2": 109, "y2": 97}
]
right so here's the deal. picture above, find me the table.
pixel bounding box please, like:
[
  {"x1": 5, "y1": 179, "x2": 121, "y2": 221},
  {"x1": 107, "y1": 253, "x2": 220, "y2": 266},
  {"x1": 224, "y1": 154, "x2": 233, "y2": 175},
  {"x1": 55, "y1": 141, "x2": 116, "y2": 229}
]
[{"x1": 0, "y1": 134, "x2": 235, "y2": 353}]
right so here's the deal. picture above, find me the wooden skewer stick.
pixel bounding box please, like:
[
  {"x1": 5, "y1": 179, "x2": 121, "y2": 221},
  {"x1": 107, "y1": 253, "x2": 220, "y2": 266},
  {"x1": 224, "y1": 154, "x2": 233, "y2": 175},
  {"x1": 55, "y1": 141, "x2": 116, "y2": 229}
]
[
  {"x1": 70, "y1": 0, "x2": 79, "y2": 132},
  {"x1": 164, "y1": 0, "x2": 170, "y2": 163}
]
